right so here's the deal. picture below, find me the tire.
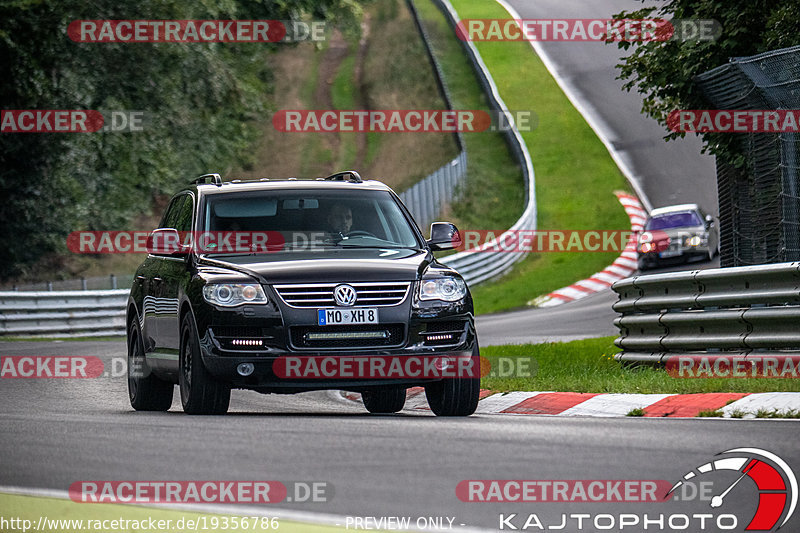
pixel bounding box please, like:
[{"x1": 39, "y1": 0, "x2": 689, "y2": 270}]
[
  {"x1": 425, "y1": 345, "x2": 480, "y2": 417},
  {"x1": 179, "y1": 313, "x2": 230, "y2": 415},
  {"x1": 362, "y1": 387, "x2": 406, "y2": 414},
  {"x1": 127, "y1": 321, "x2": 173, "y2": 411}
]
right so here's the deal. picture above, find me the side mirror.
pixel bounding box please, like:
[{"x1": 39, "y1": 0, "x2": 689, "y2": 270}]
[
  {"x1": 427, "y1": 222, "x2": 462, "y2": 251},
  {"x1": 146, "y1": 228, "x2": 187, "y2": 256},
  {"x1": 704, "y1": 214, "x2": 713, "y2": 227}
]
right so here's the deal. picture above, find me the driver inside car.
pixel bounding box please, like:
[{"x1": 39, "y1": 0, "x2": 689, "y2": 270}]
[{"x1": 326, "y1": 203, "x2": 353, "y2": 239}]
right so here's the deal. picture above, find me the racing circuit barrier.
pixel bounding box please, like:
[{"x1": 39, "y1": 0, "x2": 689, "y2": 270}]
[
  {"x1": 423, "y1": 0, "x2": 537, "y2": 285},
  {"x1": 400, "y1": 151, "x2": 467, "y2": 233},
  {"x1": 611, "y1": 262, "x2": 800, "y2": 364},
  {"x1": 0, "y1": 289, "x2": 128, "y2": 337}
]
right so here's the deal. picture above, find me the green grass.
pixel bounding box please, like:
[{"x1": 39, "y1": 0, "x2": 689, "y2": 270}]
[
  {"x1": 627, "y1": 407, "x2": 645, "y2": 417},
  {"x1": 331, "y1": 47, "x2": 358, "y2": 169},
  {"x1": 481, "y1": 337, "x2": 800, "y2": 393},
  {"x1": 754, "y1": 408, "x2": 800, "y2": 418},
  {"x1": 418, "y1": 0, "x2": 632, "y2": 314}
]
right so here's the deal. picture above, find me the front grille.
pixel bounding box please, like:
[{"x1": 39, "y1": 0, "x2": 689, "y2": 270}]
[
  {"x1": 274, "y1": 282, "x2": 411, "y2": 308},
  {"x1": 290, "y1": 324, "x2": 405, "y2": 349}
]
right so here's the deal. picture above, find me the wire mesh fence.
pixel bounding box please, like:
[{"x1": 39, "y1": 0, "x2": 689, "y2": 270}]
[{"x1": 696, "y1": 45, "x2": 800, "y2": 267}]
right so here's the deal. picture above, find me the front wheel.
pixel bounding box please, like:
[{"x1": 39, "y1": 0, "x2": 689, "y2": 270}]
[
  {"x1": 362, "y1": 387, "x2": 406, "y2": 414},
  {"x1": 425, "y1": 346, "x2": 480, "y2": 416},
  {"x1": 127, "y1": 321, "x2": 173, "y2": 411},
  {"x1": 179, "y1": 314, "x2": 230, "y2": 415}
]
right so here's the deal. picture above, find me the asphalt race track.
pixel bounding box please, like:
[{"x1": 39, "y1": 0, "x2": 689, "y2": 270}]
[{"x1": 1, "y1": 341, "x2": 798, "y2": 532}]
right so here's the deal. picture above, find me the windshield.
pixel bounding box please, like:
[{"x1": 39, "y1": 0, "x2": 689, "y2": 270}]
[
  {"x1": 201, "y1": 188, "x2": 421, "y2": 254},
  {"x1": 645, "y1": 211, "x2": 702, "y2": 230}
]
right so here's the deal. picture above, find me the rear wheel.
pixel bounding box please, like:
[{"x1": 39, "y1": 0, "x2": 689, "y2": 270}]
[
  {"x1": 362, "y1": 387, "x2": 406, "y2": 414},
  {"x1": 179, "y1": 314, "x2": 230, "y2": 415},
  {"x1": 127, "y1": 321, "x2": 173, "y2": 411},
  {"x1": 425, "y1": 345, "x2": 480, "y2": 417}
]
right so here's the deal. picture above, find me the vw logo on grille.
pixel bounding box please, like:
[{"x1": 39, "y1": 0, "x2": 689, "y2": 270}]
[{"x1": 333, "y1": 284, "x2": 357, "y2": 307}]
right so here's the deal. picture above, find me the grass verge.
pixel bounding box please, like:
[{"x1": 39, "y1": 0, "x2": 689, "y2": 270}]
[
  {"x1": 481, "y1": 337, "x2": 800, "y2": 394},
  {"x1": 418, "y1": 0, "x2": 633, "y2": 314}
]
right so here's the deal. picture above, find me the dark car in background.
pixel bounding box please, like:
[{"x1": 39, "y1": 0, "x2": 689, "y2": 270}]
[
  {"x1": 637, "y1": 204, "x2": 719, "y2": 271},
  {"x1": 126, "y1": 171, "x2": 479, "y2": 416}
]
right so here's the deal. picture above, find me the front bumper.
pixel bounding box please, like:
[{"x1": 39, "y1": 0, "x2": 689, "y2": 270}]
[{"x1": 198, "y1": 308, "x2": 476, "y2": 392}]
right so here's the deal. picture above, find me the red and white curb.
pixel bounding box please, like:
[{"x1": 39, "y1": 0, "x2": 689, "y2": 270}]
[
  {"x1": 343, "y1": 389, "x2": 800, "y2": 418},
  {"x1": 533, "y1": 191, "x2": 646, "y2": 307}
]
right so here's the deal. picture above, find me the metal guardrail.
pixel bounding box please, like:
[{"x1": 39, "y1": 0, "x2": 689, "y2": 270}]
[
  {"x1": 0, "y1": 290, "x2": 128, "y2": 337},
  {"x1": 611, "y1": 262, "x2": 800, "y2": 363},
  {"x1": 400, "y1": 151, "x2": 467, "y2": 234},
  {"x1": 430, "y1": 0, "x2": 537, "y2": 285}
]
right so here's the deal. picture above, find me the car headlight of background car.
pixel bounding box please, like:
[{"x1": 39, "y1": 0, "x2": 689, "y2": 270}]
[
  {"x1": 202, "y1": 283, "x2": 268, "y2": 307},
  {"x1": 418, "y1": 276, "x2": 467, "y2": 302},
  {"x1": 684, "y1": 234, "x2": 707, "y2": 247}
]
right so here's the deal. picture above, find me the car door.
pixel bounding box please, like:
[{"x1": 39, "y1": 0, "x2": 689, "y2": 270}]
[
  {"x1": 147, "y1": 194, "x2": 187, "y2": 373},
  {"x1": 158, "y1": 192, "x2": 195, "y2": 368}
]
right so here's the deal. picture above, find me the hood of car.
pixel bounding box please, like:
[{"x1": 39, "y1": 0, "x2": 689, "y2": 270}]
[{"x1": 199, "y1": 248, "x2": 432, "y2": 283}]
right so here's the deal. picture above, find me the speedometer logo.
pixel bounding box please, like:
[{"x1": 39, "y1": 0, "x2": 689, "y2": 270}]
[{"x1": 668, "y1": 448, "x2": 797, "y2": 530}]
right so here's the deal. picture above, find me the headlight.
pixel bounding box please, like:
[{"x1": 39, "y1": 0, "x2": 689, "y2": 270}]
[
  {"x1": 419, "y1": 277, "x2": 467, "y2": 302},
  {"x1": 202, "y1": 283, "x2": 268, "y2": 307},
  {"x1": 685, "y1": 235, "x2": 705, "y2": 247}
]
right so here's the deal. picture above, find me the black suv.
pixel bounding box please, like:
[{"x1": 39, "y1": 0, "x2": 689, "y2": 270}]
[{"x1": 127, "y1": 171, "x2": 479, "y2": 416}]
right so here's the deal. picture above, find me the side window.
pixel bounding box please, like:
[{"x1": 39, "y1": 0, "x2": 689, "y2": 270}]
[
  {"x1": 160, "y1": 195, "x2": 186, "y2": 230},
  {"x1": 175, "y1": 195, "x2": 194, "y2": 232}
]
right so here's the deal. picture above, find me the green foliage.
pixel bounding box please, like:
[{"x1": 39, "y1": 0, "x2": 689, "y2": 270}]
[
  {"x1": 0, "y1": 0, "x2": 358, "y2": 279},
  {"x1": 613, "y1": 0, "x2": 800, "y2": 164}
]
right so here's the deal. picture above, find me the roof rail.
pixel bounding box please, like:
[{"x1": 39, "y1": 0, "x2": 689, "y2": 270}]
[
  {"x1": 191, "y1": 173, "x2": 223, "y2": 187},
  {"x1": 324, "y1": 170, "x2": 363, "y2": 183}
]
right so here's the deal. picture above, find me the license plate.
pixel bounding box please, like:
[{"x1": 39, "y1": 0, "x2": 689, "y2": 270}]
[
  {"x1": 659, "y1": 249, "x2": 682, "y2": 258},
  {"x1": 318, "y1": 308, "x2": 378, "y2": 325}
]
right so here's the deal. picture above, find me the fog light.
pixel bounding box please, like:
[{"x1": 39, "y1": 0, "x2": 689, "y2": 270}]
[
  {"x1": 237, "y1": 363, "x2": 255, "y2": 376},
  {"x1": 434, "y1": 357, "x2": 452, "y2": 371}
]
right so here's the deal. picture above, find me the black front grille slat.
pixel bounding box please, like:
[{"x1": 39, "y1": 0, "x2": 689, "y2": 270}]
[{"x1": 290, "y1": 324, "x2": 405, "y2": 349}]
